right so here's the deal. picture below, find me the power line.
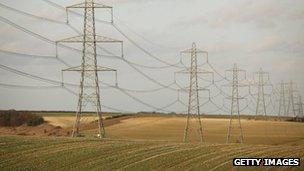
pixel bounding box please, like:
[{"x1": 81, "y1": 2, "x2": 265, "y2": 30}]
[
  {"x1": 112, "y1": 23, "x2": 184, "y2": 69},
  {"x1": 114, "y1": 81, "x2": 177, "y2": 93},
  {"x1": 0, "y1": 49, "x2": 56, "y2": 59},
  {"x1": 0, "y1": 0, "x2": 265, "y2": 118},
  {"x1": 0, "y1": 15, "x2": 180, "y2": 92},
  {"x1": 41, "y1": 0, "x2": 111, "y2": 24},
  {"x1": 0, "y1": 48, "x2": 183, "y2": 97},
  {"x1": 61, "y1": 86, "x2": 132, "y2": 113},
  {"x1": 42, "y1": 0, "x2": 184, "y2": 69},
  {"x1": 1, "y1": 46, "x2": 180, "y2": 93},
  {"x1": 209, "y1": 98, "x2": 230, "y2": 113},
  {"x1": 1, "y1": 47, "x2": 229, "y2": 100},
  {"x1": 207, "y1": 62, "x2": 229, "y2": 82},
  {"x1": 114, "y1": 87, "x2": 176, "y2": 113},
  {"x1": 0, "y1": 15, "x2": 122, "y2": 61},
  {"x1": 0, "y1": 82, "x2": 131, "y2": 113},
  {"x1": 0, "y1": 83, "x2": 62, "y2": 89},
  {"x1": 0, "y1": 63, "x2": 116, "y2": 89},
  {"x1": 0, "y1": 2, "x2": 65, "y2": 24},
  {"x1": 121, "y1": 58, "x2": 179, "y2": 91},
  {"x1": 0, "y1": 16, "x2": 54, "y2": 44},
  {"x1": 0, "y1": 10, "x2": 184, "y2": 91},
  {"x1": 1, "y1": 4, "x2": 235, "y2": 99},
  {"x1": 0, "y1": 63, "x2": 178, "y2": 113},
  {"x1": 0, "y1": 64, "x2": 61, "y2": 86},
  {"x1": 112, "y1": 15, "x2": 181, "y2": 50}
]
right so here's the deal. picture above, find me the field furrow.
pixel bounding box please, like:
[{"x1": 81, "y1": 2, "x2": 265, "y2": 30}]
[{"x1": 0, "y1": 114, "x2": 303, "y2": 171}]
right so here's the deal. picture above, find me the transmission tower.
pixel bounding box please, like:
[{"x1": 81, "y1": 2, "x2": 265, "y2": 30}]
[
  {"x1": 176, "y1": 42, "x2": 212, "y2": 143},
  {"x1": 295, "y1": 95, "x2": 303, "y2": 121},
  {"x1": 278, "y1": 81, "x2": 289, "y2": 117},
  {"x1": 287, "y1": 81, "x2": 297, "y2": 117},
  {"x1": 225, "y1": 63, "x2": 246, "y2": 144},
  {"x1": 56, "y1": 0, "x2": 123, "y2": 138},
  {"x1": 253, "y1": 68, "x2": 270, "y2": 118}
]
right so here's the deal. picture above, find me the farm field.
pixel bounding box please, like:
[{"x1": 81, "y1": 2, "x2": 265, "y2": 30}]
[
  {"x1": 43, "y1": 115, "x2": 304, "y2": 145},
  {"x1": 1, "y1": 114, "x2": 303, "y2": 170},
  {"x1": 1, "y1": 0, "x2": 304, "y2": 170},
  {"x1": 0, "y1": 135, "x2": 303, "y2": 170},
  {"x1": 44, "y1": 116, "x2": 96, "y2": 128}
]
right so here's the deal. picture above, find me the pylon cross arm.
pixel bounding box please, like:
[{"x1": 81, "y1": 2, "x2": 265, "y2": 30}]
[
  {"x1": 251, "y1": 82, "x2": 272, "y2": 86},
  {"x1": 175, "y1": 69, "x2": 212, "y2": 74},
  {"x1": 225, "y1": 69, "x2": 246, "y2": 73},
  {"x1": 225, "y1": 96, "x2": 245, "y2": 99},
  {"x1": 196, "y1": 69, "x2": 213, "y2": 75},
  {"x1": 180, "y1": 48, "x2": 193, "y2": 54},
  {"x1": 56, "y1": 35, "x2": 122, "y2": 43},
  {"x1": 254, "y1": 71, "x2": 269, "y2": 75},
  {"x1": 67, "y1": 2, "x2": 112, "y2": 9},
  {"x1": 222, "y1": 83, "x2": 248, "y2": 87},
  {"x1": 62, "y1": 65, "x2": 116, "y2": 72},
  {"x1": 95, "y1": 35, "x2": 122, "y2": 43},
  {"x1": 250, "y1": 93, "x2": 270, "y2": 96},
  {"x1": 179, "y1": 87, "x2": 209, "y2": 92},
  {"x1": 180, "y1": 48, "x2": 207, "y2": 54}
]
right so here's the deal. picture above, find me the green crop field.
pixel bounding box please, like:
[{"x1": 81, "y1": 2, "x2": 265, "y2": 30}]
[{"x1": 0, "y1": 135, "x2": 303, "y2": 170}]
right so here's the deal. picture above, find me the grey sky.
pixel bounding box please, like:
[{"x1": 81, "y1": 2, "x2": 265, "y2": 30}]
[{"x1": 0, "y1": 0, "x2": 303, "y2": 115}]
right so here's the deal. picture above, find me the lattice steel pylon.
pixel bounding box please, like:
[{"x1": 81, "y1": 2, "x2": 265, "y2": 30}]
[
  {"x1": 56, "y1": 0, "x2": 123, "y2": 138},
  {"x1": 295, "y1": 95, "x2": 303, "y2": 121},
  {"x1": 287, "y1": 81, "x2": 297, "y2": 117},
  {"x1": 226, "y1": 63, "x2": 246, "y2": 144},
  {"x1": 177, "y1": 42, "x2": 211, "y2": 143},
  {"x1": 278, "y1": 81, "x2": 289, "y2": 117},
  {"x1": 253, "y1": 68, "x2": 270, "y2": 117}
]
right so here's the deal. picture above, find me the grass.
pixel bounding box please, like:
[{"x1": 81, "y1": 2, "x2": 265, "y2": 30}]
[{"x1": 0, "y1": 135, "x2": 303, "y2": 170}]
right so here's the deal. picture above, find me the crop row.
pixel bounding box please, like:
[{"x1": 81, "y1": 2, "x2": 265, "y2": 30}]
[{"x1": 0, "y1": 135, "x2": 302, "y2": 170}]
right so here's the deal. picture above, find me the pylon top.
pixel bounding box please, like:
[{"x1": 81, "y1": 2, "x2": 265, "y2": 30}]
[{"x1": 192, "y1": 42, "x2": 196, "y2": 48}]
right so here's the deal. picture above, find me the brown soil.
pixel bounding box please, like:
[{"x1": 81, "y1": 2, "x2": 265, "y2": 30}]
[
  {"x1": 0, "y1": 115, "x2": 132, "y2": 137},
  {"x1": 0, "y1": 123, "x2": 69, "y2": 136},
  {"x1": 81, "y1": 115, "x2": 134, "y2": 130},
  {"x1": 1, "y1": 115, "x2": 303, "y2": 146}
]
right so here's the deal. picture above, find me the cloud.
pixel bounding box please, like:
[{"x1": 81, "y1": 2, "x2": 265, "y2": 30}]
[
  {"x1": 175, "y1": 0, "x2": 304, "y2": 29},
  {"x1": 251, "y1": 35, "x2": 285, "y2": 52},
  {"x1": 1, "y1": 0, "x2": 304, "y2": 111}
]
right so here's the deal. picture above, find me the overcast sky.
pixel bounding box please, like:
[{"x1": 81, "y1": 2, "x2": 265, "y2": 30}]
[{"x1": 0, "y1": 0, "x2": 303, "y2": 115}]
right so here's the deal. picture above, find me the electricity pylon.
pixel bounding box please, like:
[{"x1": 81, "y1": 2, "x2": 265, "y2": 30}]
[
  {"x1": 56, "y1": 0, "x2": 123, "y2": 138},
  {"x1": 176, "y1": 42, "x2": 212, "y2": 143},
  {"x1": 225, "y1": 63, "x2": 246, "y2": 144},
  {"x1": 253, "y1": 68, "x2": 270, "y2": 117},
  {"x1": 295, "y1": 95, "x2": 303, "y2": 121},
  {"x1": 278, "y1": 81, "x2": 289, "y2": 117},
  {"x1": 287, "y1": 81, "x2": 297, "y2": 117}
]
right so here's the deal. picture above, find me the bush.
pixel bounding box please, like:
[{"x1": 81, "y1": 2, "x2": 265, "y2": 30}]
[{"x1": 0, "y1": 110, "x2": 44, "y2": 127}]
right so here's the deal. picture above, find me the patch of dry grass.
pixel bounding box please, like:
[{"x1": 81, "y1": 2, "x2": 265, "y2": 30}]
[{"x1": 105, "y1": 116, "x2": 304, "y2": 145}]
